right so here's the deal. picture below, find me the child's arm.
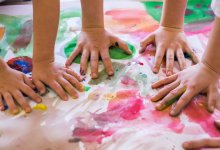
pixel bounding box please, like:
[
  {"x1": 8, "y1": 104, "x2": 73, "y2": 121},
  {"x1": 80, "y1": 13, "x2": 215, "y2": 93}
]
[
  {"x1": 182, "y1": 121, "x2": 220, "y2": 149},
  {"x1": 151, "y1": 17, "x2": 220, "y2": 116},
  {"x1": 65, "y1": 0, "x2": 132, "y2": 79},
  {"x1": 140, "y1": 0, "x2": 198, "y2": 76},
  {"x1": 0, "y1": 58, "x2": 41, "y2": 114},
  {"x1": 32, "y1": 0, "x2": 83, "y2": 100}
]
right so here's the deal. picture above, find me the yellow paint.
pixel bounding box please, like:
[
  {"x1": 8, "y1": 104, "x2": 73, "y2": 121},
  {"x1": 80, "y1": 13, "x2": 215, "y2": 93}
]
[
  {"x1": 33, "y1": 104, "x2": 48, "y2": 111},
  {"x1": 104, "y1": 93, "x2": 116, "y2": 101}
]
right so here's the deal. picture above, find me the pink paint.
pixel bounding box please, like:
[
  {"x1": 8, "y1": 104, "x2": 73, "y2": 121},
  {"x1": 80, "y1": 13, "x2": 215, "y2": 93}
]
[
  {"x1": 184, "y1": 96, "x2": 220, "y2": 137},
  {"x1": 72, "y1": 127, "x2": 114, "y2": 144},
  {"x1": 120, "y1": 76, "x2": 137, "y2": 86},
  {"x1": 151, "y1": 108, "x2": 185, "y2": 134}
]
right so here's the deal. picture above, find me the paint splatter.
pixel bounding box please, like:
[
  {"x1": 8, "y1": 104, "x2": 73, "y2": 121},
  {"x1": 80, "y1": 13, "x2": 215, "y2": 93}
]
[
  {"x1": 12, "y1": 20, "x2": 33, "y2": 53},
  {"x1": 120, "y1": 75, "x2": 137, "y2": 86},
  {"x1": 33, "y1": 104, "x2": 48, "y2": 111},
  {"x1": 84, "y1": 86, "x2": 91, "y2": 92},
  {"x1": 71, "y1": 127, "x2": 114, "y2": 144},
  {"x1": 7, "y1": 56, "x2": 32, "y2": 74}
]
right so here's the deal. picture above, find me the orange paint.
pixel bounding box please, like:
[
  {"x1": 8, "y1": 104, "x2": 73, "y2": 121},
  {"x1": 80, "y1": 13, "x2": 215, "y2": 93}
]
[{"x1": 0, "y1": 25, "x2": 5, "y2": 41}]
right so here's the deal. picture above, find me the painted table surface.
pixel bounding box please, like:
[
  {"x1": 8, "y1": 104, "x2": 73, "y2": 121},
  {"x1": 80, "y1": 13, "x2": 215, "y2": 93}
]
[{"x1": 0, "y1": 1, "x2": 219, "y2": 150}]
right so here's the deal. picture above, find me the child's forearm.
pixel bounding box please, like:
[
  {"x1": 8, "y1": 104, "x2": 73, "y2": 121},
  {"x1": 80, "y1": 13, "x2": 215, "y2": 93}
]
[
  {"x1": 0, "y1": 58, "x2": 7, "y2": 70},
  {"x1": 160, "y1": 0, "x2": 187, "y2": 29},
  {"x1": 202, "y1": 17, "x2": 220, "y2": 75},
  {"x1": 32, "y1": 0, "x2": 60, "y2": 63},
  {"x1": 81, "y1": 0, "x2": 104, "y2": 29}
]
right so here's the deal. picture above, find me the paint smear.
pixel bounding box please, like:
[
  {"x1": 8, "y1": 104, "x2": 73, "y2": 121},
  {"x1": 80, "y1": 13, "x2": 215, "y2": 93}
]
[
  {"x1": 0, "y1": 25, "x2": 5, "y2": 41},
  {"x1": 72, "y1": 127, "x2": 114, "y2": 144},
  {"x1": 7, "y1": 56, "x2": 33, "y2": 74},
  {"x1": 184, "y1": 96, "x2": 220, "y2": 137},
  {"x1": 33, "y1": 104, "x2": 48, "y2": 111},
  {"x1": 84, "y1": 86, "x2": 91, "y2": 92}
]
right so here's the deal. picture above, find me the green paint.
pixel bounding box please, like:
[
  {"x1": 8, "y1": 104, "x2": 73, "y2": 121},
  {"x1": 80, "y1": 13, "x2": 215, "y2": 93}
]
[
  {"x1": 0, "y1": 14, "x2": 23, "y2": 45},
  {"x1": 142, "y1": 0, "x2": 214, "y2": 24},
  {"x1": 64, "y1": 36, "x2": 136, "y2": 64},
  {"x1": 84, "y1": 86, "x2": 91, "y2": 92}
]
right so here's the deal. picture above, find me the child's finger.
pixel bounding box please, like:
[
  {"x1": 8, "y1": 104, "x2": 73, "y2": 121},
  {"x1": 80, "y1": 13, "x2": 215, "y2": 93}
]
[
  {"x1": 80, "y1": 48, "x2": 90, "y2": 76},
  {"x1": 182, "y1": 138, "x2": 220, "y2": 149},
  {"x1": 207, "y1": 84, "x2": 219, "y2": 113},
  {"x1": 176, "y1": 49, "x2": 186, "y2": 70},
  {"x1": 111, "y1": 36, "x2": 132, "y2": 55},
  {"x1": 20, "y1": 84, "x2": 42, "y2": 103},
  {"x1": 48, "y1": 81, "x2": 68, "y2": 101},
  {"x1": 100, "y1": 49, "x2": 114, "y2": 76},
  {"x1": 170, "y1": 89, "x2": 196, "y2": 116},
  {"x1": 34, "y1": 80, "x2": 46, "y2": 95},
  {"x1": 184, "y1": 45, "x2": 199, "y2": 64},
  {"x1": 166, "y1": 48, "x2": 174, "y2": 76},
  {"x1": 57, "y1": 77, "x2": 78, "y2": 99},
  {"x1": 151, "y1": 74, "x2": 178, "y2": 89},
  {"x1": 90, "y1": 50, "x2": 99, "y2": 79},
  {"x1": 12, "y1": 90, "x2": 31, "y2": 113},
  {"x1": 65, "y1": 68, "x2": 83, "y2": 82},
  {"x1": 3, "y1": 92, "x2": 19, "y2": 115},
  {"x1": 151, "y1": 81, "x2": 179, "y2": 102},
  {"x1": 139, "y1": 34, "x2": 154, "y2": 53},
  {"x1": 23, "y1": 75, "x2": 35, "y2": 89},
  {"x1": 63, "y1": 73, "x2": 84, "y2": 92},
  {"x1": 65, "y1": 45, "x2": 82, "y2": 66},
  {"x1": 0, "y1": 94, "x2": 4, "y2": 111},
  {"x1": 156, "y1": 85, "x2": 184, "y2": 110},
  {"x1": 153, "y1": 45, "x2": 166, "y2": 73}
]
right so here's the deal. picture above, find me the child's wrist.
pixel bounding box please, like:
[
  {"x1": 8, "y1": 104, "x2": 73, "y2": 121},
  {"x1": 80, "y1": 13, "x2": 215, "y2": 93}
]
[
  {"x1": 200, "y1": 60, "x2": 220, "y2": 77},
  {"x1": 82, "y1": 27, "x2": 105, "y2": 32},
  {"x1": 159, "y1": 25, "x2": 184, "y2": 32}
]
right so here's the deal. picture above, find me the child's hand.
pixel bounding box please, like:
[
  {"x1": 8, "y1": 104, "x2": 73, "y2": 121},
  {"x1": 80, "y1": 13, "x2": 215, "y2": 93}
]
[
  {"x1": 140, "y1": 27, "x2": 199, "y2": 76},
  {"x1": 32, "y1": 61, "x2": 84, "y2": 100},
  {"x1": 65, "y1": 28, "x2": 132, "y2": 79},
  {"x1": 182, "y1": 121, "x2": 220, "y2": 149},
  {"x1": 151, "y1": 63, "x2": 220, "y2": 116},
  {"x1": 0, "y1": 66, "x2": 41, "y2": 114}
]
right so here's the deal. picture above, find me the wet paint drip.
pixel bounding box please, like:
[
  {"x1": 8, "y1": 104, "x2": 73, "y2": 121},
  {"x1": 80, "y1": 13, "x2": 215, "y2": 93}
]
[
  {"x1": 33, "y1": 104, "x2": 48, "y2": 111},
  {"x1": 184, "y1": 96, "x2": 220, "y2": 137},
  {"x1": 7, "y1": 56, "x2": 32, "y2": 74},
  {"x1": 71, "y1": 127, "x2": 114, "y2": 144}
]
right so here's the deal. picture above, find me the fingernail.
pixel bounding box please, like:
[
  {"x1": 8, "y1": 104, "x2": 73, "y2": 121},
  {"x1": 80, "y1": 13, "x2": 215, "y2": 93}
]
[
  {"x1": 0, "y1": 106, "x2": 4, "y2": 111},
  {"x1": 91, "y1": 73, "x2": 98, "y2": 78},
  {"x1": 25, "y1": 107, "x2": 32, "y2": 113},
  {"x1": 108, "y1": 70, "x2": 114, "y2": 76},
  {"x1": 80, "y1": 68, "x2": 85, "y2": 76},
  {"x1": 167, "y1": 71, "x2": 172, "y2": 76},
  {"x1": 12, "y1": 109, "x2": 19, "y2": 115},
  {"x1": 37, "y1": 98, "x2": 42, "y2": 103},
  {"x1": 153, "y1": 67, "x2": 158, "y2": 73},
  {"x1": 182, "y1": 142, "x2": 190, "y2": 148},
  {"x1": 72, "y1": 95, "x2": 78, "y2": 99},
  {"x1": 170, "y1": 110, "x2": 176, "y2": 116}
]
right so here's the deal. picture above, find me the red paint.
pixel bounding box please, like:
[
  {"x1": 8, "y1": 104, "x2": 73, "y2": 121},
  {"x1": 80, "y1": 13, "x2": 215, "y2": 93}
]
[
  {"x1": 138, "y1": 61, "x2": 144, "y2": 66},
  {"x1": 184, "y1": 96, "x2": 220, "y2": 137},
  {"x1": 72, "y1": 127, "x2": 114, "y2": 144}
]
